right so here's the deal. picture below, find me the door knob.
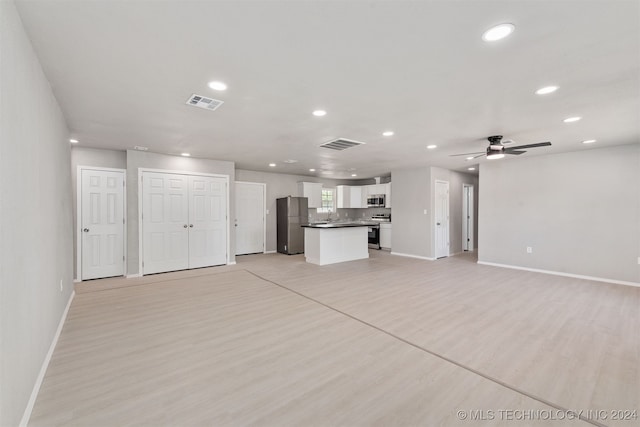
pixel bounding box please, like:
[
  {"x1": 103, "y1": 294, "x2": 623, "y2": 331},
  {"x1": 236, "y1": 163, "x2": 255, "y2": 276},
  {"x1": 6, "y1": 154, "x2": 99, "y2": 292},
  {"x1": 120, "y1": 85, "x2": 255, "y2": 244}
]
[
  {"x1": 189, "y1": 224, "x2": 194, "y2": 228},
  {"x1": 437, "y1": 222, "x2": 441, "y2": 226},
  {"x1": 83, "y1": 228, "x2": 89, "y2": 232},
  {"x1": 183, "y1": 224, "x2": 188, "y2": 228}
]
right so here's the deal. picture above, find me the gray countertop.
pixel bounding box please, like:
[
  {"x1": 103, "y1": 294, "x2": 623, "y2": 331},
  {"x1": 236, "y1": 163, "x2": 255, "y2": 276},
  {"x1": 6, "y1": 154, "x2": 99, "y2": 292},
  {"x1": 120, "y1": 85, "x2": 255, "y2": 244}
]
[{"x1": 302, "y1": 221, "x2": 380, "y2": 229}]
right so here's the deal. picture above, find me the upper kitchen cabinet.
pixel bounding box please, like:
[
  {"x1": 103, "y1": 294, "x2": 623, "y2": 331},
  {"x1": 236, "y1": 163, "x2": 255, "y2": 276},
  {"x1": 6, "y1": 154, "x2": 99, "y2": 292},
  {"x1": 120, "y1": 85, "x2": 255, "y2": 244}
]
[
  {"x1": 384, "y1": 183, "x2": 391, "y2": 208},
  {"x1": 360, "y1": 183, "x2": 391, "y2": 208},
  {"x1": 336, "y1": 185, "x2": 363, "y2": 208},
  {"x1": 298, "y1": 182, "x2": 322, "y2": 208}
]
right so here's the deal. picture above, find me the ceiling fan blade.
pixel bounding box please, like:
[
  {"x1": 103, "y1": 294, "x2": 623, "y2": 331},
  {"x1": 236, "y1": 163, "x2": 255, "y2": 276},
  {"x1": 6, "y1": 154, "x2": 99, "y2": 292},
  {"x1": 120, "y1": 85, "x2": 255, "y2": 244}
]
[
  {"x1": 505, "y1": 149, "x2": 526, "y2": 155},
  {"x1": 508, "y1": 142, "x2": 551, "y2": 150},
  {"x1": 450, "y1": 151, "x2": 485, "y2": 157},
  {"x1": 473, "y1": 153, "x2": 486, "y2": 159}
]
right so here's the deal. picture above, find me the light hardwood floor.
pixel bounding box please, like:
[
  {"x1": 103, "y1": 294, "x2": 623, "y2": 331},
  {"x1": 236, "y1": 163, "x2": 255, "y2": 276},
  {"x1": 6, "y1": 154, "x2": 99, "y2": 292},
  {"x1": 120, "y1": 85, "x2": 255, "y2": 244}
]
[{"x1": 29, "y1": 251, "x2": 639, "y2": 426}]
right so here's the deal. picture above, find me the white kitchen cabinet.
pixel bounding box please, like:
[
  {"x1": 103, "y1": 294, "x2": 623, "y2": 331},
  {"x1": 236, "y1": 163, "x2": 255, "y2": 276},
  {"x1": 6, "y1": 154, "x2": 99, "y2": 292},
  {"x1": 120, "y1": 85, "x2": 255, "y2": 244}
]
[
  {"x1": 360, "y1": 183, "x2": 391, "y2": 207},
  {"x1": 380, "y1": 223, "x2": 392, "y2": 249},
  {"x1": 298, "y1": 182, "x2": 322, "y2": 208},
  {"x1": 350, "y1": 186, "x2": 363, "y2": 208},
  {"x1": 384, "y1": 183, "x2": 391, "y2": 208},
  {"x1": 336, "y1": 185, "x2": 363, "y2": 208}
]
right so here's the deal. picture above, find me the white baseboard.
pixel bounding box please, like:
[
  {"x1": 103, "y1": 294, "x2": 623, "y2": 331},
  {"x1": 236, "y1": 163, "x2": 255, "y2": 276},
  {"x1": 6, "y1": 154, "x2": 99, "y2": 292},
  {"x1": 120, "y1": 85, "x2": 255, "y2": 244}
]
[
  {"x1": 125, "y1": 273, "x2": 141, "y2": 279},
  {"x1": 390, "y1": 252, "x2": 435, "y2": 261},
  {"x1": 73, "y1": 278, "x2": 81, "y2": 283},
  {"x1": 477, "y1": 261, "x2": 640, "y2": 288},
  {"x1": 20, "y1": 290, "x2": 75, "y2": 427},
  {"x1": 264, "y1": 250, "x2": 277, "y2": 254},
  {"x1": 227, "y1": 261, "x2": 237, "y2": 265}
]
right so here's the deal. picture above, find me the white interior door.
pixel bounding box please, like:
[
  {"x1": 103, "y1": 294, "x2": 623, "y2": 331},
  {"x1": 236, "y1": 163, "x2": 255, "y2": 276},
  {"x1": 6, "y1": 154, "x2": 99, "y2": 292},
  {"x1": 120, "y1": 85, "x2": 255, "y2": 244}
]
[
  {"x1": 235, "y1": 182, "x2": 265, "y2": 255},
  {"x1": 463, "y1": 184, "x2": 474, "y2": 251},
  {"x1": 188, "y1": 176, "x2": 227, "y2": 268},
  {"x1": 81, "y1": 169, "x2": 125, "y2": 280},
  {"x1": 142, "y1": 172, "x2": 190, "y2": 274},
  {"x1": 435, "y1": 180, "x2": 450, "y2": 259}
]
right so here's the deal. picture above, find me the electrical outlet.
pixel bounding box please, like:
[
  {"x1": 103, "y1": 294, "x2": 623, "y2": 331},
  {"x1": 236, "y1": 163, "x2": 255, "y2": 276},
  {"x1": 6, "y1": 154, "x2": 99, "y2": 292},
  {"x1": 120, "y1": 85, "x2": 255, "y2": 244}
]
[
  {"x1": 266, "y1": 209, "x2": 269, "y2": 215},
  {"x1": 59, "y1": 279, "x2": 63, "y2": 292},
  {"x1": 423, "y1": 209, "x2": 427, "y2": 215},
  {"x1": 637, "y1": 256, "x2": 640, "y2": 265},
  {"x1": 526, "y1": 247, "x2": 533, "y2": 254}
]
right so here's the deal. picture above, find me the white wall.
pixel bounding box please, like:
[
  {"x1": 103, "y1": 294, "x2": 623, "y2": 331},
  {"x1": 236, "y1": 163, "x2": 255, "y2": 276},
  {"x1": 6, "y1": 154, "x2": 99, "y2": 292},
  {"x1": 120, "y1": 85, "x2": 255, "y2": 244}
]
[
  {"x1": 126, "y1": 150, "x2": 235, "y2": 274},
  {"x1": 479, "y1": 144, "x2": 640, "y2": 284},
  {"x1": 0, "y1": 2, "x2": 74, "y2": 425},
  {"x1": 389, "y1": 168, "x2": 431, "y2": 258},
  {"x1": 390, "y1": 167, "x2": 478, "y2": 259}
]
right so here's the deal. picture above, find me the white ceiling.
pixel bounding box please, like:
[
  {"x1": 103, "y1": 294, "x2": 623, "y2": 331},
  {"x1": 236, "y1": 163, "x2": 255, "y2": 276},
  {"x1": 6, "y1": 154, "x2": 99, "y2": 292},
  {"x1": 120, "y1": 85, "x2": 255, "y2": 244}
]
[{"x1": 16, "y1": 0, "x2": 640, "y2": 179}]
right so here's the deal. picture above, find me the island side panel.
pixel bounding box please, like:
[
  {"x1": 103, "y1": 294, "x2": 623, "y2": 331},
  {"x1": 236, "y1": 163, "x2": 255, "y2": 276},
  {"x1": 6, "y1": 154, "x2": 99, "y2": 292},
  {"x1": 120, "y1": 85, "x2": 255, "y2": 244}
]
[{"x1": 304, "y1": 227, "x2": 369, "y2": 265}]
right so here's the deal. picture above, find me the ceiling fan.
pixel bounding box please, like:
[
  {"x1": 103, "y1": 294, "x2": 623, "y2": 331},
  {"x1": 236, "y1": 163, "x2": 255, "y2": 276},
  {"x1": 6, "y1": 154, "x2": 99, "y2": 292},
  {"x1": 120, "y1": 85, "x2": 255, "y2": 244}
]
[{"x1": 451, "y1": 135, "x2": 552, "y2": 160}]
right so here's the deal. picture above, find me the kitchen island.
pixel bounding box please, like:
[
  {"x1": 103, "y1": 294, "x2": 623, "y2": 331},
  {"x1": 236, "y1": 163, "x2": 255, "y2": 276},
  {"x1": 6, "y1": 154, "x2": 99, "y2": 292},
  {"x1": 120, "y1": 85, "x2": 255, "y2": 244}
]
[{"x1": 302, "y1": 222, "x2": 378, "y2": 266}]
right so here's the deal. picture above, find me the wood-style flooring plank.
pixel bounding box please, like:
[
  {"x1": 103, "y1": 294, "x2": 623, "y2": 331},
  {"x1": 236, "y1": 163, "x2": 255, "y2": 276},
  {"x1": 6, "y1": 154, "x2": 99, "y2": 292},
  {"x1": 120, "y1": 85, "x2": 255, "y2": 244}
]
[{"x1": 27, "y1": 251, "x2": 638, "y2": 426}]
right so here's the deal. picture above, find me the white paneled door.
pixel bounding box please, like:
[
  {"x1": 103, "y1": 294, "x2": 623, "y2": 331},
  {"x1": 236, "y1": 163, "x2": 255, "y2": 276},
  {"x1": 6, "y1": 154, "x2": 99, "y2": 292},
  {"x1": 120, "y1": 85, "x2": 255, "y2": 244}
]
[
  {"x1": 142, "y1": 172, "x2": 227, "y2": 275},
  {"x1": 81, "y1": 169, "x2": 125, "y2": 280},
  {"x1": 142, "y1": 172, "x2": 190, "y2": 275},
  {"x1": 188, "y1": 176, "x2": 228, "y2": 268},
  {"x1": 235, "y1": 182, "x2": 265, "y2": 255},
  {"x1": 435, "y1": 180, "x2": 450, "y2": 259}
]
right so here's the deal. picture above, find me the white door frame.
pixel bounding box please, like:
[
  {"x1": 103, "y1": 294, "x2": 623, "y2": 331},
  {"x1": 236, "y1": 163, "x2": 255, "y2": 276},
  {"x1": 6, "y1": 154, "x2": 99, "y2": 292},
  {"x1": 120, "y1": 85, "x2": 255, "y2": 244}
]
[
  {"x1": 434, "y1": 179, "x2": 450, "y2": 259},
  {"x1": 235, "y1": 181, "x2": 267, "y2": 254},
  {"x1": 76, "y1": 166, "x2": 127, "y2": 281},
  {"x1": 138, "y1": 168, "x2": 231, "y2": 276},
  {"x1": 462, "y1": 183, "x2": 474, "y2": 251}
]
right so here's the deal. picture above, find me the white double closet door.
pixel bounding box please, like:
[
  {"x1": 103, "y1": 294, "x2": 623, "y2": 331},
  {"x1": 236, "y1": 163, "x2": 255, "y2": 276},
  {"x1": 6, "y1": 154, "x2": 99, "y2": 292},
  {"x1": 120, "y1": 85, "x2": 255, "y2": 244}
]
[{"x1": 142, "y1": 172, "x2": 227, "y2": 275}]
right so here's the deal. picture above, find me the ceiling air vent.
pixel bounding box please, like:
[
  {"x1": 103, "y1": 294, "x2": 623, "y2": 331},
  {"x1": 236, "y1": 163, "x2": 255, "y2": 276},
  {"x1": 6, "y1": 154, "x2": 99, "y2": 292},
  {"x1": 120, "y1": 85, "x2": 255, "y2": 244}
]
[
  {"x1": 186, "y1": 94, "x2": 224, "y2": 111},
  {"x1": 320, "y1": 138, "x2": 366, "y2": 151}
]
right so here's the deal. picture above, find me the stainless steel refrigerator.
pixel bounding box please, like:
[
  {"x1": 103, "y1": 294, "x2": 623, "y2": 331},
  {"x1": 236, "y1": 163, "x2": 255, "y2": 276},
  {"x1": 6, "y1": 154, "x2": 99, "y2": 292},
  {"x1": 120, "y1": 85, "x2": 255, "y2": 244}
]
[{"x1": 277, "y1": 196, "x2": 308, "y2": 255}]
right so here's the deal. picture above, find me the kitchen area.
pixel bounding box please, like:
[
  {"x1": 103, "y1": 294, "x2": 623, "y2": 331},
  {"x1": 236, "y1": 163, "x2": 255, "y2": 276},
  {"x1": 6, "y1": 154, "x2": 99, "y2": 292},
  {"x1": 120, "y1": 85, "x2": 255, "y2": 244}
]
[{"x1": 277, "y1": 179, "x2": 392, "y2": 265}]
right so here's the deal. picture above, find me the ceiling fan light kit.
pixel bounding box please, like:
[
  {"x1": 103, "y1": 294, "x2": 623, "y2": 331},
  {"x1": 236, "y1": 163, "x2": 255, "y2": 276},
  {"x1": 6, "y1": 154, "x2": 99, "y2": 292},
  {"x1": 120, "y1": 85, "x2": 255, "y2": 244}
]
[{"x1": 452, "y1": 135, "x2": 552, "y2": 161}]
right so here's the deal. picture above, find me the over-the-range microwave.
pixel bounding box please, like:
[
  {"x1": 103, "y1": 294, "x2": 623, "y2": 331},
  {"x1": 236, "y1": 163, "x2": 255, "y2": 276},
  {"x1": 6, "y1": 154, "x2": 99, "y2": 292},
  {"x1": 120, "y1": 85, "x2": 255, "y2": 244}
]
[{"x1": 367, "y1": 194, "x2": 385, "y2": 207}]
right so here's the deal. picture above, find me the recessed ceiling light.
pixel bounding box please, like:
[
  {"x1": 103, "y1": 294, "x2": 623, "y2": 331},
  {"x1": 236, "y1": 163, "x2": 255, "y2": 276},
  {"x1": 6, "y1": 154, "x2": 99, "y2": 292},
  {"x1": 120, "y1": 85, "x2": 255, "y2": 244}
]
[
  {"x1": 427, "y1": 145, "x2": 437, "y2": 149},
  {"x1": 466, "y1": 156, "x2": 474, "y2": 160},
  {"x1": 535, "y1": 86, "x2": 559, "y2": 95},
  {"x1": 312, "y1": 110, "x2": 327, "y2": 117},
  {"x1": 351, "y1": 174, "x2": 357, "y2": 177},
  {"x1": 382, "y1": 131, "x2": 394, "y2": 137},
  {"x1": 69, "y1": 139, "x2": 78, "y2": 144},
  {"x1": 468, "y1": 167, "x2": 476, "y2": 171},
  {"x1": 283, "y1": 159, "x2": 298, "y2": 164},
  {"x1": 207, "y1": 81, "x2": 227, "y2": 91},
  {"x1": 582, "y1": 139, "x2": 596, "y2": 144},
  {"x1": 181, "y1": 153, "x2": 191, "y2": 157},
  {"x1": 482, "y1": 23, "x2": 515, "y2": 42},
  {"x1": 309, "y1": 168, "x2": 316, "y2": 172},
  {"x1": 563, "y1": 116, "x2": 582, "y2": 123},
  {"x1": 134, "y1": 145, "x2": 148, "y2": 151},
  {"x1": 269, "y1": 163, "x2": 276, "y2": 167}
]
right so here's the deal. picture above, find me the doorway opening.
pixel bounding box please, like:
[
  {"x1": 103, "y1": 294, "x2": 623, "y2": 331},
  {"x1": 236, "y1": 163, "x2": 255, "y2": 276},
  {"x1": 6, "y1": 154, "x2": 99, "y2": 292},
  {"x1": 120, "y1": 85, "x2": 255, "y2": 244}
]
[{"x1": 462, "y1": 184, "x2": 474, "y2": 251}]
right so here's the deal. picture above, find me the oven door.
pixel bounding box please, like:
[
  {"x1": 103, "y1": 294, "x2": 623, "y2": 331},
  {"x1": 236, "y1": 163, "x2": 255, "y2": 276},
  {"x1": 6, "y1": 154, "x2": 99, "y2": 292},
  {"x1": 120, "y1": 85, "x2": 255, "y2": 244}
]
[{"x1": 368, "y1": 226, "x2": 380, "y2": 249}]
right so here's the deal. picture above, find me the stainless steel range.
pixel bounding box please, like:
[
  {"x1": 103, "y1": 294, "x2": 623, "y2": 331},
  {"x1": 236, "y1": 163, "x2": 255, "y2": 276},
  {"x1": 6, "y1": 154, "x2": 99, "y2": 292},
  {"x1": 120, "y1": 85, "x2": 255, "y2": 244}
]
[{"x1": 370, "y1": 213, "x2": 391, "y2": 222}]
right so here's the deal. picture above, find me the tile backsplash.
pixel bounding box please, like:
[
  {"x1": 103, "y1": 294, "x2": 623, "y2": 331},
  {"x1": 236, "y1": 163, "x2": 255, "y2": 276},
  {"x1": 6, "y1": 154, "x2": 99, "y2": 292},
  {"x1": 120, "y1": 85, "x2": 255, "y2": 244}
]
[{"x1": 308, "y1": 207, "x2": 391, "y2": 222}]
